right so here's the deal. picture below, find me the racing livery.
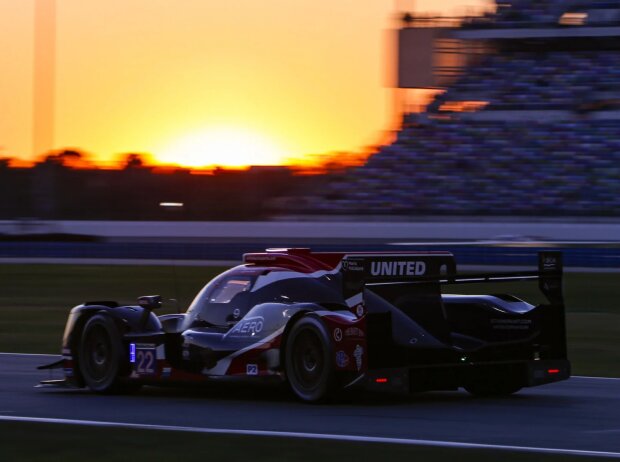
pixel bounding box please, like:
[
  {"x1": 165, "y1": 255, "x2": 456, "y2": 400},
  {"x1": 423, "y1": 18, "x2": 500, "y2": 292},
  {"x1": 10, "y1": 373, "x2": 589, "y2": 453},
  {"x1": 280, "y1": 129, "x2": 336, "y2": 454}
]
[{"x1": 40, "y1": 248, "x2": 570, "y2": 402}]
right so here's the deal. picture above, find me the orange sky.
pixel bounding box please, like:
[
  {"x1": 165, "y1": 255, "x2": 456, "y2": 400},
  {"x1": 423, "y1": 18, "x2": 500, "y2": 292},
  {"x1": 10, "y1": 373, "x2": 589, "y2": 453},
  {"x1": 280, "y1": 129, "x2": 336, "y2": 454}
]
[{"x1": 0, "y1": 0, "x2": 491, "y2": 169}]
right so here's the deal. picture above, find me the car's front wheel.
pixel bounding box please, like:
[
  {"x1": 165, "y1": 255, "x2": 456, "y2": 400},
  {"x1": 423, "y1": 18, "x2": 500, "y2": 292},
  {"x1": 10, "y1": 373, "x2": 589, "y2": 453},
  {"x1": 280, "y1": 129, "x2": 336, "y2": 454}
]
[
  {"x1": 78, "y1": 314, "x2": 134, "y2": 393},
  {"x1": 285, "y1": 317, "x2": 335, "y2": 403}
]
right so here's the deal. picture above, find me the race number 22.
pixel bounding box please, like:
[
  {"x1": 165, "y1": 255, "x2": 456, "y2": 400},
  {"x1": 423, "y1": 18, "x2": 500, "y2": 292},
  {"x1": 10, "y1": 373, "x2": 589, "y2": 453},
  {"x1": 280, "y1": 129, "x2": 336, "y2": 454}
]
[{"x1": 131, "y1": 344, "x2": 157, "y2": 375}]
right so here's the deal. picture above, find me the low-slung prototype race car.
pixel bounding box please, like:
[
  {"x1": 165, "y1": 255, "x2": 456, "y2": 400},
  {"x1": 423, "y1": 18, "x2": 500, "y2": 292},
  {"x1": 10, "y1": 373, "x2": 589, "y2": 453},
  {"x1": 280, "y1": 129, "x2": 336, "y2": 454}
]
[{"x1": 40, "y1": 248, "x2": 570, "y2": 402}]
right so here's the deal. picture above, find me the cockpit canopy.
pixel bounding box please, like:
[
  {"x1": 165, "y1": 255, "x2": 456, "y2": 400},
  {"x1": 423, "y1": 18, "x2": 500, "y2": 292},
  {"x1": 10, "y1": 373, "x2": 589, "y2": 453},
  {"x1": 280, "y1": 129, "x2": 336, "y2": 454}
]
[{"x1": 182, "y1": 265, "x2": 344, "y2": 329}]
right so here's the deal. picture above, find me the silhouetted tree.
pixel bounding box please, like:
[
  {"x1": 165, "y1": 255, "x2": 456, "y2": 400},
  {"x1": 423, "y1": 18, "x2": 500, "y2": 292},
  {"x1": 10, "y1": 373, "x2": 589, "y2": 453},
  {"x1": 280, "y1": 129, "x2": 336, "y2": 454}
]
[
  {"x1": 42, "y1": 149, "x2": 90, "y2": 169},
  {"x1": 123, "y1": 153, "x2": 145, "y2": 169}
]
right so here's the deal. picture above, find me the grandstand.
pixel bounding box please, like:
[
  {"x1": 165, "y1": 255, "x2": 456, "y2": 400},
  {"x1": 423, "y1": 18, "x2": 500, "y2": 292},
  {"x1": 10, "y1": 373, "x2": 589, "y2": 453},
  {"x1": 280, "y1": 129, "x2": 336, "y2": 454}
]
[{"x1": 295, "y1": 0, "x2": 620, "y2": 217}]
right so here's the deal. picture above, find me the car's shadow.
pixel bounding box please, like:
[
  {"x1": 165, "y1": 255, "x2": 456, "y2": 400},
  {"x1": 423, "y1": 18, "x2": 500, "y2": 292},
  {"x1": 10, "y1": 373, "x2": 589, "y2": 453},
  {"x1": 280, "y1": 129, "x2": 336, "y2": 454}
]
[{"x1": 38, "y1": 377, "x2": 571, "y2": 409}]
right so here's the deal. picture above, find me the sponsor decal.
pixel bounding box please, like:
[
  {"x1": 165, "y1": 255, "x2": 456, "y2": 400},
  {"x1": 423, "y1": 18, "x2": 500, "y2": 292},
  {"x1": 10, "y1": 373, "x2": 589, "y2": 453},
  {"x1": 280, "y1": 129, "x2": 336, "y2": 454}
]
[
  {"x1": 156, "y1": 344, "x2": 166, "y2": 360},
  {"x1": 344, "y1": 327, "x2": 365, "y2": 338},
  {"x1": 370, "y1": 260, "x2": 426, "y2": 277},
  {"x1": 353, "y1": 345, "x2": 364, "y2": 371},
  {"x1": 246, "y1": 364, "x2": 258, "y2": 376},
  {"x1": 230, "y1": 316, "x2": 265, "y2": 335},
  {"x1": 333, "y1": 328, "x2": 343, "y2": 342},
  {"x1": 342, "y1": 259, "x2": 364, "y2": 272},
  {"x1": 335, "y1": 351, "x2": 349, "y2": 368},
  {"x1": 345, "y1": 293, "x2": 363, "y2": 309},
  {"x1": 247, "y1": 255, "x2": 277, "y2": 261},
  {"x1": 543, "y1": 257, "x2": 557, "y2": 270},
  {"x1": 355, "y1": 304, "x2": 365, "y2": 318},
  {"x1": 491, "y1": 318, "x2": 532, "y2": 330}
]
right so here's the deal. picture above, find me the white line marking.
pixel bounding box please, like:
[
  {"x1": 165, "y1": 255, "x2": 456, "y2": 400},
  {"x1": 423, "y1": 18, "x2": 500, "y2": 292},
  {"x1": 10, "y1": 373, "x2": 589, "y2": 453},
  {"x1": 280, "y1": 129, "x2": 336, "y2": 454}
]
[
  {"x1": 0, "y1": 415, "x2": 619, "y2": 458},
  {"x1": 574, "y1": 376, "x2": 620, "y2": 381}
]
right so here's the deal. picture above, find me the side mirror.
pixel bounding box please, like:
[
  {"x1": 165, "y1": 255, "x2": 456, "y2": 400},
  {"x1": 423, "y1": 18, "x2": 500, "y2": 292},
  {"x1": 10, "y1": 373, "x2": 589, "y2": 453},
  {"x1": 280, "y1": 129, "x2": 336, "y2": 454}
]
[
  {"x1": 138, "y1": 295, "x2": 162, "y2": 311},
  {"x1": 138, "y1": 295, "x2": 162, "y2": 329}
]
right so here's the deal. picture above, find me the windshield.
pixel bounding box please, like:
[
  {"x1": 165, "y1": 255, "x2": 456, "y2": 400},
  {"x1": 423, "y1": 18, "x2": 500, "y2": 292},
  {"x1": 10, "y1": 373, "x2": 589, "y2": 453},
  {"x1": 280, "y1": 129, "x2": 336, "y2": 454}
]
[
  {"x1": 209, "y1": 278, "x2": 253, "y2": 303},
  {"x1": 184, "y1": 271, "x2": 256, "y2": 328}
]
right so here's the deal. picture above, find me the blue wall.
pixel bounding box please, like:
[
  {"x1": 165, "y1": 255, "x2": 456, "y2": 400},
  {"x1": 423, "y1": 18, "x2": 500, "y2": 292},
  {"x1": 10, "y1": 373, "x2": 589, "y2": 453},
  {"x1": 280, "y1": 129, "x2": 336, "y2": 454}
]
[{"x1": 0, "y1": 242, "x2": 617, "y2": 268}]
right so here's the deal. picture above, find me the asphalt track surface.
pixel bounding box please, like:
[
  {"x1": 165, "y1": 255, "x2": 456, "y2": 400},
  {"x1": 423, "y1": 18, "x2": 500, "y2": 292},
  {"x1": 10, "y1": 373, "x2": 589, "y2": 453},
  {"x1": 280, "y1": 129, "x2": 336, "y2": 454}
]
[{"x1": 2, "y1": 353, "x2": 620, "y2": 458}]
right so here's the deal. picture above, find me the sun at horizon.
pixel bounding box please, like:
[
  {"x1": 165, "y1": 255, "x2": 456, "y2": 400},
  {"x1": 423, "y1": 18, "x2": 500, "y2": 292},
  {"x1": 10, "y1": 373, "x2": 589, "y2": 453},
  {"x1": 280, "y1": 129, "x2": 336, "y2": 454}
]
[{"x1": 153, "y1": 128, "x2": 290, "y2": 169}]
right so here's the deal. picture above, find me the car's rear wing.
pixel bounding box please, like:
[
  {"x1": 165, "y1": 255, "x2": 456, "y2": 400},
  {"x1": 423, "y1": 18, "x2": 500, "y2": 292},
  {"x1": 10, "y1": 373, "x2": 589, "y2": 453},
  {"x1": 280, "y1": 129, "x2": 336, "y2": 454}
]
[
  {"x1": 340, "y1": 252, "x2": 456, "y2": 301},
  {"x1": 341, "y1": 251, "x2": 566, "y2": 359},
  {"x1": 341, "y1": 251, "x2": 564, "y2": 306},
  {"x1": 243, "y1": 247, "x2": 563, "y2": 309}
]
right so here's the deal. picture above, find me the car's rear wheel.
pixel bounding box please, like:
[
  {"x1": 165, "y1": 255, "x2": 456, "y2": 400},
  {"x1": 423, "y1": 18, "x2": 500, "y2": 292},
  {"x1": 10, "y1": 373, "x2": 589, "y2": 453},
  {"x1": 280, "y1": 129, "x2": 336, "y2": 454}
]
[
  {"x1": 79, "y1": 314, "x2": 135, "y2": 393},
  {"x1": 285, "y1": 317, "x2": 334, "y2": 402}
]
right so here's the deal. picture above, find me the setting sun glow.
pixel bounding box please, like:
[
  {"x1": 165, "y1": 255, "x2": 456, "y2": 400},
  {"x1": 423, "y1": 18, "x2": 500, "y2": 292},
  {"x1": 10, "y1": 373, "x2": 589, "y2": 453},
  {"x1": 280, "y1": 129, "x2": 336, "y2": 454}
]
[
  {"x1": 158, "y1": 128, "x2": 288, "y2": 169},
  {"x1": 0, "y1": 0, "x2": 491, "y2": 168}
]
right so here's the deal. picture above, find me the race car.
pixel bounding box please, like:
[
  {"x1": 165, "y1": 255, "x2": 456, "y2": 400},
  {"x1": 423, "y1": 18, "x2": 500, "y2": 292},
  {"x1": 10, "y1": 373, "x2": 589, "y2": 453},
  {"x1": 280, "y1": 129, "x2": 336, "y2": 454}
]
[{"x1": 40, "y1": 248, "x2": 570, "y2": 402}]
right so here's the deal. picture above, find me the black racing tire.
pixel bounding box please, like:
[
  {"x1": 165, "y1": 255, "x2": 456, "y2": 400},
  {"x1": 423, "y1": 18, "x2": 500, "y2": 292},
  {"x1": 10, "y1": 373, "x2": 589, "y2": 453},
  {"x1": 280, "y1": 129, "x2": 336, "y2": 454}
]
[
  {"x1": 285, "y1": 317, "x2": 335, "y2": 403},
  {"x1": 464, "y1": 380, "x2": 522, "y2": 397},
  {"x1": 79, "y1": 314, "x2": 135, "y2": 394}
]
